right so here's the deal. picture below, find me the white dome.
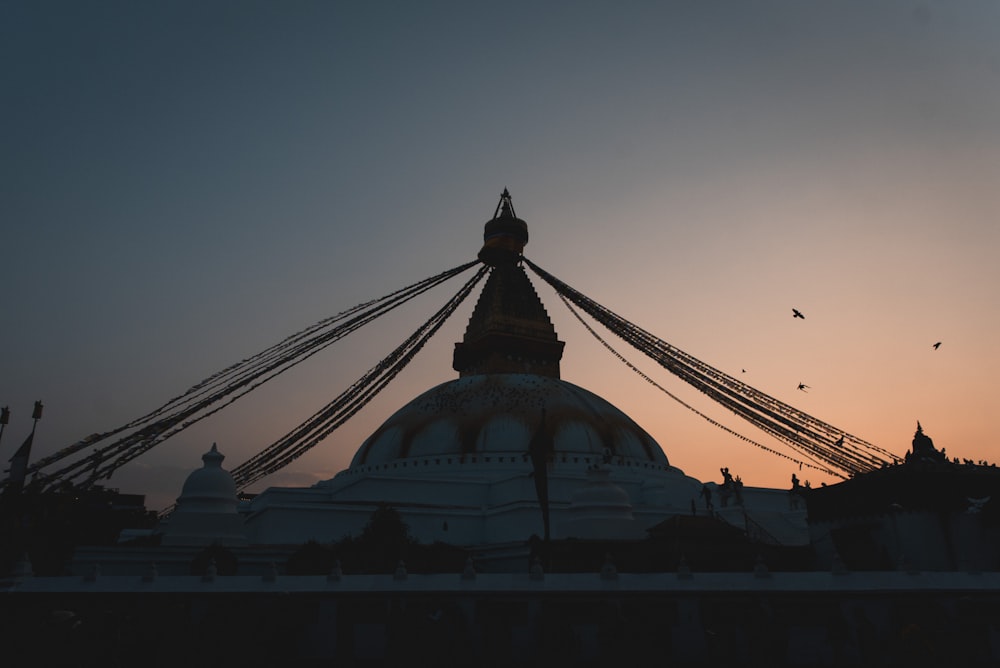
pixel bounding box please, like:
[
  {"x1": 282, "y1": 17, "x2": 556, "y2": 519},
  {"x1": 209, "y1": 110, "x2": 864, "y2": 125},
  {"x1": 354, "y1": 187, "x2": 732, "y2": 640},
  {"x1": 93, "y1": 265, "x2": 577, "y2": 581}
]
[
  {"x1": 161, "y1": 443, "x2": 247, "y2": 547},
  {"x1": 350, "y1": 374, "x2": 669, "y2": 468},
  {"x1": 176, "y1": 443, "x2": 238, "y2": 514}
]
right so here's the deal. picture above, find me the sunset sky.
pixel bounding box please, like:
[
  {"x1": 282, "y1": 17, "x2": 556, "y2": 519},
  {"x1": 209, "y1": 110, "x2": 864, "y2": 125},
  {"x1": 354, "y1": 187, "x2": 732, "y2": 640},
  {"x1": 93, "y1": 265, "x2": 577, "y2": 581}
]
[{"x1": 3, "y1": 1, "x2": 999, "y2": 510}]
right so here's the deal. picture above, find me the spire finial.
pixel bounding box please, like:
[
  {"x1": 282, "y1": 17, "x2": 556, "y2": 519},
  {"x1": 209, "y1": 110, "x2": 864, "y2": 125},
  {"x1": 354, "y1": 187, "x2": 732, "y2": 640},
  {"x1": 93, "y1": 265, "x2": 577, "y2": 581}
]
[
  {"x1": 494, "y1": 188, "x2": 516, "y2": 219},
  {"x1": 203, "y1": 443, "x2": 225, "y2": 467}
]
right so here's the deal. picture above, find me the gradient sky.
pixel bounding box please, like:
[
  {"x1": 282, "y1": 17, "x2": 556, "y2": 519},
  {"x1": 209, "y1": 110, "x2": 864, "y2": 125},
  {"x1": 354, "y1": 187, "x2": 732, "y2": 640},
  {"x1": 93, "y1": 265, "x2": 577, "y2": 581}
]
[{"x1": 3, "y1": 1, "x2": 999, "y2": 510}]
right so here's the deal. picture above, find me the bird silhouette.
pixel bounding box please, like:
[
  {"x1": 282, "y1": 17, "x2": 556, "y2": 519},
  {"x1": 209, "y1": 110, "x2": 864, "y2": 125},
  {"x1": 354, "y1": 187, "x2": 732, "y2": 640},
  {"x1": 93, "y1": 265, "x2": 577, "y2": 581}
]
[
  {"x1": 932, "y1": 342, "x2": 941, "y2": 350},
  {"x1": 797, "y1": 383, "x2": 810, "y2": 392},
  {"x1": 792, "y1": 308, "x2": 805, "y2": 319}
]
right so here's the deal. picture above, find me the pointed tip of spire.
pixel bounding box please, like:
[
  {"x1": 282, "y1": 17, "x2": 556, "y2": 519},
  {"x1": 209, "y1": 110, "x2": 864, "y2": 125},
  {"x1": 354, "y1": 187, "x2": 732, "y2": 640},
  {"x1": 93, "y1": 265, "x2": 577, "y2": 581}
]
[
  {"x1": 494, "y1": 188, "x2": 516, "y2": 219},
  {"x1": 203, "y1": 443, "x2": 225, "y2": 466}
]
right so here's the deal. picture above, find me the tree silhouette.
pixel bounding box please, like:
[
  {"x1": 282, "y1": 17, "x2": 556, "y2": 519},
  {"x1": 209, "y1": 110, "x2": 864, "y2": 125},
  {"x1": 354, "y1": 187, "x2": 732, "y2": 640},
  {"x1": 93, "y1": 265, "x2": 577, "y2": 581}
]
[{"x1": 359, "y1": 504, "x2": 411, "y2": 555}]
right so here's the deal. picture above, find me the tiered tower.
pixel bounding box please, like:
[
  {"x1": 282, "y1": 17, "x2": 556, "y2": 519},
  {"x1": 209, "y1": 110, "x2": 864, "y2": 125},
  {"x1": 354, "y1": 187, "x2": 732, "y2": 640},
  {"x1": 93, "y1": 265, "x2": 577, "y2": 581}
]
[{"x1": 453, "y1": 189, "x2": 565, "y2": 378}]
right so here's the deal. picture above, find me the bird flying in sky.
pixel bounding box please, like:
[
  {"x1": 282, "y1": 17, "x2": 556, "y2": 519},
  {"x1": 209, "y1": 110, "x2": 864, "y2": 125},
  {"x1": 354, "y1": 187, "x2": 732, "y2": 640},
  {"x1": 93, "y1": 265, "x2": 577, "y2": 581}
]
[
  {"x1": 797, "y1": 383, "x2": 810, "y2": 392},
  {"x1": 933, "y1": 342, "x2": 942, "y2": 350},
  {"x1": 792, "y1": 308, "x2": 805, "y2": 319}
]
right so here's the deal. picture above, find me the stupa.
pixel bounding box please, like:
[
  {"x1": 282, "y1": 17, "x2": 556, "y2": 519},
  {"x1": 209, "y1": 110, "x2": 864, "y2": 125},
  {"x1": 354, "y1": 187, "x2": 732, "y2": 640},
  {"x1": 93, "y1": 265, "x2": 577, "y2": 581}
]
[
  {"x1": 160, "y1": 443, "x2": 246, "y2": 547},
  {"x1": 242, "y1": 190, "x2": 710, "y2": 552}
]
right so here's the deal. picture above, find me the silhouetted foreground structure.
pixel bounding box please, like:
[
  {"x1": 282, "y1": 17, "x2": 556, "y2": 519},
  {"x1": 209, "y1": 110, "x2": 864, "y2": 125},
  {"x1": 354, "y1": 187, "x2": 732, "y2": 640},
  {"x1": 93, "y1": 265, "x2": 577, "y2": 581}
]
[
  {"x1": 806, "y1": 424, "x2": 1000, "y2": 572},
  {"x1": 5, "y1": 571, "x2": 1000, "y2": 666},
  {"x1": 0, "y1": 484, "x2": 156, "y2": 576}
]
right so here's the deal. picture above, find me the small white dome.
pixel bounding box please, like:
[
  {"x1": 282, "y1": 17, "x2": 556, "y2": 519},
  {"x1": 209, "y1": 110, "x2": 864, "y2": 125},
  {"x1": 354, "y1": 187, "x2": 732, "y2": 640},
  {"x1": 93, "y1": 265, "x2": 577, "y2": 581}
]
[
  {"x1": 176, "y1": 443, "x2": 238, "y2": 514},
  {"x1": 161, "y1": 443, "x2": 247, "y2": 547}
]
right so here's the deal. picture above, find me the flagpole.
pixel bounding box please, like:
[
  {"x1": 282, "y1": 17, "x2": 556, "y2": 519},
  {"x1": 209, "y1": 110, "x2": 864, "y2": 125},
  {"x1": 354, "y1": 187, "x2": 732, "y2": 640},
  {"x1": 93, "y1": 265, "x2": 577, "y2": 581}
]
[
  {"x1": 0, "y1": 406, "x2": 9, "y2": 451},
  {"x1": 30, "y1": 400, "x2": 43, "y2": 434}
]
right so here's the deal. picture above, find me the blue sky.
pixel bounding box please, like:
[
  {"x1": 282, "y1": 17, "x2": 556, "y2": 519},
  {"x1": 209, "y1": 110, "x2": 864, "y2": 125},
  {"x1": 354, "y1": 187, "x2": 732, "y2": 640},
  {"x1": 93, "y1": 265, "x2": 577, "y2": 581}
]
[{"x1": 3, "y1": 1, "x2": 999, "y2": 509}]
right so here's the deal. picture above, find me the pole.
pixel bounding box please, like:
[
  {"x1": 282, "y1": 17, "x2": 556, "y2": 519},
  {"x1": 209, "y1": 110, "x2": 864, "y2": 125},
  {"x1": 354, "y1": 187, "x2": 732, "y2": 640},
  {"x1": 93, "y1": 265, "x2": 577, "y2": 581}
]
[{"x1": 0, "y1": 406, "x2": 9, "y2": 451}]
